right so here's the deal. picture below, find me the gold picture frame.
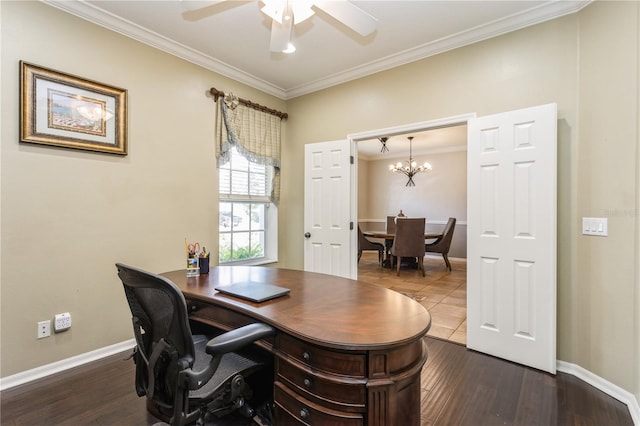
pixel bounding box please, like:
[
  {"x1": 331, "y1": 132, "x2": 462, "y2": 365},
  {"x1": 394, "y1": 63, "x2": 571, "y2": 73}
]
[{"x1": 20, "y1": 61, "x2": 127, "y2": 155}]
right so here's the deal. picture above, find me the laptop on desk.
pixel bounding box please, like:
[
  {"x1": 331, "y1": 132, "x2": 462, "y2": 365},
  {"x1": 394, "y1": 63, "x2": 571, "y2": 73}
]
[{"x1": 214, "y1": 282, "x2": 290, "y2": 303}]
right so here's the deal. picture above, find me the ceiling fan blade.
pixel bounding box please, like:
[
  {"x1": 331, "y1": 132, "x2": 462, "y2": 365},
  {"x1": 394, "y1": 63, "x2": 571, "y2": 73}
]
[
  {"x1": 180, "y1": 0, "x2": 229, "y2": 12},
  {"x1": 270, "y1": 17, "x2": 292, "y2": 52},
  {"x1": 313, "y1": 0, "x2": 378, "y2": 36}
]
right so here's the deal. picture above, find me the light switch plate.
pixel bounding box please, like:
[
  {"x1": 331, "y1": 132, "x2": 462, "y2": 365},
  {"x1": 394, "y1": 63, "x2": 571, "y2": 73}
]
[{"x1": 582, "y1": 217, "x2": 608, "y2": 236}]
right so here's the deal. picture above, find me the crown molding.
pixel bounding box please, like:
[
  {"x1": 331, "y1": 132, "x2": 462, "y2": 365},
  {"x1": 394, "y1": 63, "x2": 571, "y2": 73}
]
[
  {"x1": 286, "y1": 0, "x2": 592, "y2": 98},
  {"x1": 41, "y1": 0, "x2": 288, "y2": 99},
  {"x1": 42, "y1": 0, "x2": 591, "y2": 100}
]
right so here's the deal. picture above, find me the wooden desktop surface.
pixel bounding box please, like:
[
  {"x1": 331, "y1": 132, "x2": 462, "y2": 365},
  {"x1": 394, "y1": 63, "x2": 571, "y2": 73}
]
[
  {"x1": 163, "y1": 266, "x2": 431, "y2": 350},
  {"x1": 162, "y1": 266, "x2": 432, "y2": 425}
]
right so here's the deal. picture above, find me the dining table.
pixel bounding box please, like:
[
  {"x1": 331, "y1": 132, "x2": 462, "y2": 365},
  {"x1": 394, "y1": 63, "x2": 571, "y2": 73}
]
[{"x1": 363, "y1": 230, "x2": 443, "y2": 268}]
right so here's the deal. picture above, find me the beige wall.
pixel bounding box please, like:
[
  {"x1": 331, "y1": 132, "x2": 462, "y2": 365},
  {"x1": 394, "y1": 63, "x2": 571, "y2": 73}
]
[
  {"x1": 574, "y1": 1, "x2": 639, "y2": 394},
  {"x1": 287, "y1": 3, "x2": 639, "y2": 398},
  {"x1": 0, "y1": 1, "x2": 285, "y2": 376},
  {"x1": 1, "y1": 0, "x2": 638, "y2": 406}
]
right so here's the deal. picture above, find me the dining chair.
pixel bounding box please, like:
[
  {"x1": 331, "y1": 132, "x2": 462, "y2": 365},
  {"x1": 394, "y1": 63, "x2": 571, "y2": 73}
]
[
  {"x1": 358, "y1": 225, "x2": 385, "y2": 266},
  {"x1": 386, "y1": 216, "x2": 396, "y2": 234},
  {"x1": 390, "y1": 218, "x2": 426, "y2": 277},
  {"x1": 425, "y1": 217, "x2": 456, "y2": 271}
]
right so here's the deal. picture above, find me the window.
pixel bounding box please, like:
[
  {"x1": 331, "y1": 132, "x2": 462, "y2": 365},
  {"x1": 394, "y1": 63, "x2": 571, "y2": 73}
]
[{"x1": 219, "y1": 147, "x2": 277, "y2": 264}]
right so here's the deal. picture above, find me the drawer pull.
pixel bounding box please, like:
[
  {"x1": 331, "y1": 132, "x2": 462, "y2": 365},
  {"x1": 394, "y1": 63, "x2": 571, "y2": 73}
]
[
  {"x1": 300, "y1": 408, "x2": 310, "y2": 419},
  {"x1": 303, "y1": 351, "x2": 311, "y2": 361},
  {"x1": 303, "y1": 378, "x2": 312, "y2": 388}
]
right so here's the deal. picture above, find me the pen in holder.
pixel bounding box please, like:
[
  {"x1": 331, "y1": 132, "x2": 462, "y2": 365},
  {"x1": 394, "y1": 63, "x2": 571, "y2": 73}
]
[
  {"x1": 186, "y1": 255, "x2": 199, "y2": 277},
  {"x1": 185, "y1": 238, "x2": 200, "y2": 277}
]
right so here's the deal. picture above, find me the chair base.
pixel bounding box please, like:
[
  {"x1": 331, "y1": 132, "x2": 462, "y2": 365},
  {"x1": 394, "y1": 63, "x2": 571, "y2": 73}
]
[{"x1": 390, "y1": 256, "x2": 425, "y2": 277}]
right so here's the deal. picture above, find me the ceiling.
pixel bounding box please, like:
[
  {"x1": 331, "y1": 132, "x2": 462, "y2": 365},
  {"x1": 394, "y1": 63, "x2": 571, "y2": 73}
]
[
  {"x1": 357, "y1": 124, "x2": 468, "y2": 161},
  {"x1": 45, "y1": 0, "x2": 589, "y2": 100}
]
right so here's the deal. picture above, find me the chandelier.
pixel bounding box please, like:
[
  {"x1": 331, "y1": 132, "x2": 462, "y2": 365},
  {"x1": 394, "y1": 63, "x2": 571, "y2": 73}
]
[{"x1": 389, "y1": 136, "x2": 432, "y2": 186}]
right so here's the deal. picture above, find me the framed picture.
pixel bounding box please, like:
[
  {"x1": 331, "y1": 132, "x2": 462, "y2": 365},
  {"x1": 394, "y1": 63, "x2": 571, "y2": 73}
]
[{"x1": 20, "y1": 61, "x2": 127, "y2": 155}]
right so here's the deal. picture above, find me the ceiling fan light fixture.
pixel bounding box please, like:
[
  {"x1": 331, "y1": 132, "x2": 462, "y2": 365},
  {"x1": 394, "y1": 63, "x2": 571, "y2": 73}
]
[{"x1": 282, "y1": 42, "x2": 296, "y2": 53}]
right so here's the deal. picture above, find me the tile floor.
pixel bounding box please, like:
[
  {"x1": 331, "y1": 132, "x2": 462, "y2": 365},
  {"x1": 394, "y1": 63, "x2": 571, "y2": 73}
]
[{"x1": 357, "y1": 251, "x2": 467, "y2": 345}]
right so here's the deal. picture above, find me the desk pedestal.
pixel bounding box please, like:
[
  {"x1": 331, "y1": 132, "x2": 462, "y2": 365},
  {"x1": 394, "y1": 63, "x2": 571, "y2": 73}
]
[
  {"x1": 186, "y1": 300, "x2": 427, "y2": 425},
  {"x1": 164, "y1": 267, "x2": 431, "y2": 426}
]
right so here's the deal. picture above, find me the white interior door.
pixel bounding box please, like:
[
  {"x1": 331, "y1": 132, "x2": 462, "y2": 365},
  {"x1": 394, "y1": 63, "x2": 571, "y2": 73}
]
[
  {"x1": 304, "y1": 140, "x2": 352, "y2": 278},
  {"x1": 467, "y1": 103, "x2": 557, "y2": 373}
]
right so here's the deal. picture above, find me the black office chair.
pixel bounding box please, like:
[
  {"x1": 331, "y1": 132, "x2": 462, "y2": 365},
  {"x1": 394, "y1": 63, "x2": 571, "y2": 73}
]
[{"x1": 115, "y1": 263, "x2": 275, "y2": 426}]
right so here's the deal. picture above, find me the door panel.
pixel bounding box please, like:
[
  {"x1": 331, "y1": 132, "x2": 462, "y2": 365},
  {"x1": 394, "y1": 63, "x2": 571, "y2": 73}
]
[{"x1": 467, "y1": 103, "x2": 557, "y2": 374}]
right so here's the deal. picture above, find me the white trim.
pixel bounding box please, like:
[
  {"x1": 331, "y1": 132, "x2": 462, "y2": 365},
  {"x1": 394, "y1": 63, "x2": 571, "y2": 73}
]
[
  {"x1": 557, "y1": 360, "x2": 640, "y2": 425},
  {"x1": 424, "y1": 254, "x2": 467, "y2": 262},
  {"x1": 284, "y1": 1, "x2": 593, "y2": 98},
  {"x1": 41, "y1": 0, "x2": 287, "y2": 99},
  {"x1": 41, "y1": 1, "x2": 591, "y2": 100},
  {"x1": 348, "y1": 114, "x2": 476, "y2": 143},
  {"x1": 0, "y1": 339, "x2": 135, "y2": 391},
  {"x1": 358, "y1": 219, "x2": 467, "y2": 226},
  {"x1": 2, "y1": 339, "x2": 637, "y2": 425}
]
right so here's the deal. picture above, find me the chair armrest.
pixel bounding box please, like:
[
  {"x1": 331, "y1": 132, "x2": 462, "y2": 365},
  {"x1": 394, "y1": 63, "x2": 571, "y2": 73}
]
[{"x1": 206, "y1": 323, "x2": 275, "y2": 355}]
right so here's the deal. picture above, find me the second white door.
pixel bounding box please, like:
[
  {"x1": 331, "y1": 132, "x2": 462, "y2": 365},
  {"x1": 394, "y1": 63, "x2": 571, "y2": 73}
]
[{"x1": 303, "y1": 140, "x2": 352, "y2": 279}]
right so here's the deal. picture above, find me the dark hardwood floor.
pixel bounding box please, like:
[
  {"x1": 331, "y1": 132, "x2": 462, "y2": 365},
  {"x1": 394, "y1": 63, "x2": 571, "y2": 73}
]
[{"x1": 1, "y1": 338, "x2": 633, "y2": 425}]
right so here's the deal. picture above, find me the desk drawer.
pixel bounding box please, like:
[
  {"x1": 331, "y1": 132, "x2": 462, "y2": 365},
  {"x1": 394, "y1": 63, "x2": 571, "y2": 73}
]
[
  {"x1": 278, "y1": 334, "x2": 366, "y2": 377},
  {"x1": 275, "y1": 382, "x2": 364, "y2": 426},
  {"x1": 186, "y1": 300, "x2": 254, "y2": 329},
  {"x1": 277, "y1": 358, "x2": 366, "y2": 408}
]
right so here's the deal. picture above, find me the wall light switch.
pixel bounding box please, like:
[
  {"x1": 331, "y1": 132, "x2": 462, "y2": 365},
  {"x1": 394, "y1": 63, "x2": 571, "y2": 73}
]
[{"x1": 582, "y1": 217, "x2": 608, "y2": 236}]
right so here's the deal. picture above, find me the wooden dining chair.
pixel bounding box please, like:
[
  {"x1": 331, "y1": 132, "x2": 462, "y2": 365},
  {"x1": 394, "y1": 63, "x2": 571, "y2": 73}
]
[
  {"x1": 390, "y1": 218, "x2": 426, "y2": 277},
  {"x1": 425, "y1": 217, "x2": 456, "y2": 271}
]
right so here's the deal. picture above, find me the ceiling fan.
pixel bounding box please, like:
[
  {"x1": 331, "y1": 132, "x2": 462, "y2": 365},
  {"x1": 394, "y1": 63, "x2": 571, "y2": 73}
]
[{"x1": 181, "y1": 0, "x2": 378, "y2": 52}]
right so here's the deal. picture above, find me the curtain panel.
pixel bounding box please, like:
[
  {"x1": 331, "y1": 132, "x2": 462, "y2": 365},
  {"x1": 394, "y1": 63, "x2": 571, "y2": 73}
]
[{"x1": 215, "y1": 96, "x2": 282, "y2": 204}]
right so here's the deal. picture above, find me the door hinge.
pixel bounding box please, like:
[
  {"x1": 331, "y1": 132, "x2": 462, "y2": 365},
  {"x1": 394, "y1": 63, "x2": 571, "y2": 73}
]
[
  {"x1": 350, "y1": 221, "x2": 354, "y2": 230},
  {"x1": 350, "y1": 155, "x2": 354, "y2": 164}
]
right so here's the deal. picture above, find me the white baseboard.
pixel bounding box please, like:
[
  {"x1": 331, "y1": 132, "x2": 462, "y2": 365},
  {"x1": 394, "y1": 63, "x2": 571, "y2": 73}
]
[
  {"x1": 0, "y1": 339, "x2": 135, "y2": 391},
  {"x1": 1, "y1": 341, "x2": 638, "y2": 426},
  {"x1": 424, "y1": 254, "x2": 467, "y2": 262},
  {"x1": 557, "y1": 360, "x2": 640, "y2": 425}
]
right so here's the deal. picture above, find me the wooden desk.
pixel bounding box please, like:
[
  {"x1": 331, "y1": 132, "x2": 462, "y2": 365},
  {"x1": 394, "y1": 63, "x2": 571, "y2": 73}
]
[
  {"x1": 162, "y1": 266, "x2": 431, "y2": 425},
  {"x1": 363, "y1": 231, "x2": 443, "y2": 268}
]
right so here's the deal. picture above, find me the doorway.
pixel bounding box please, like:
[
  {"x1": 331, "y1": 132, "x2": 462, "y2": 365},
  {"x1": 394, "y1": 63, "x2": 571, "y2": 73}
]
[{"x1": 350, "y1": 114, "x2": 473, "y2": 345}]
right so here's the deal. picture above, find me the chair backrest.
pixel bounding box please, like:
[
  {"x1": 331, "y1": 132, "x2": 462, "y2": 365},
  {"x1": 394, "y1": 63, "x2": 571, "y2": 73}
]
[
  {"x1": 391, "y1": 218, "x2": 426, "y2": 257},
  {"x1": 359, "y1": 225, "x2": 384, "y2": 250},
  {"x1": 115, "y1": 263, "x2": 195, "y2": 404},
  {"x1": 386, "y1": 216, "x2": 396, "y2": 234},
  {"x1": 427, "y1": 217, "x2": 457, "y2": 253}
]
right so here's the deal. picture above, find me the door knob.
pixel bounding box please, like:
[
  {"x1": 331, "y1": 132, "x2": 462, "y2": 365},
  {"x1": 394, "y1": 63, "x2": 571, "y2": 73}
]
[{"x1": 304, "y1": 232, "x2": 311, "y2": 238}]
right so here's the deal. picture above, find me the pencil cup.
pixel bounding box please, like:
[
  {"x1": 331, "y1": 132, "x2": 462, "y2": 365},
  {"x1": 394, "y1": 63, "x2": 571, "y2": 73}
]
[
  {"x1": 186, "y1": 256, "x2": 199, "y2": 277},
  {"x1": 199, "y1": 257, "x2": 210, "y2": 275}
]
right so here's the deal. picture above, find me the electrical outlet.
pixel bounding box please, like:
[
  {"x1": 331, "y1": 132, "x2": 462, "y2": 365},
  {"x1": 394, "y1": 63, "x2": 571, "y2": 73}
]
[
  {"x1": 54, "y1": 312, "x2": 72, "y2": 332},
  {"x1": 37, "y1": 320, "x2": 51, "y2": 339}
]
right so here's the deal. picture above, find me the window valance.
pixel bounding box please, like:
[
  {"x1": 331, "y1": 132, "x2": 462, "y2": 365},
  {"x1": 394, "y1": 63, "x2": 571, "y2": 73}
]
[{"x1": 214, "y1": 92, "x2": 284, "y2": 204}]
